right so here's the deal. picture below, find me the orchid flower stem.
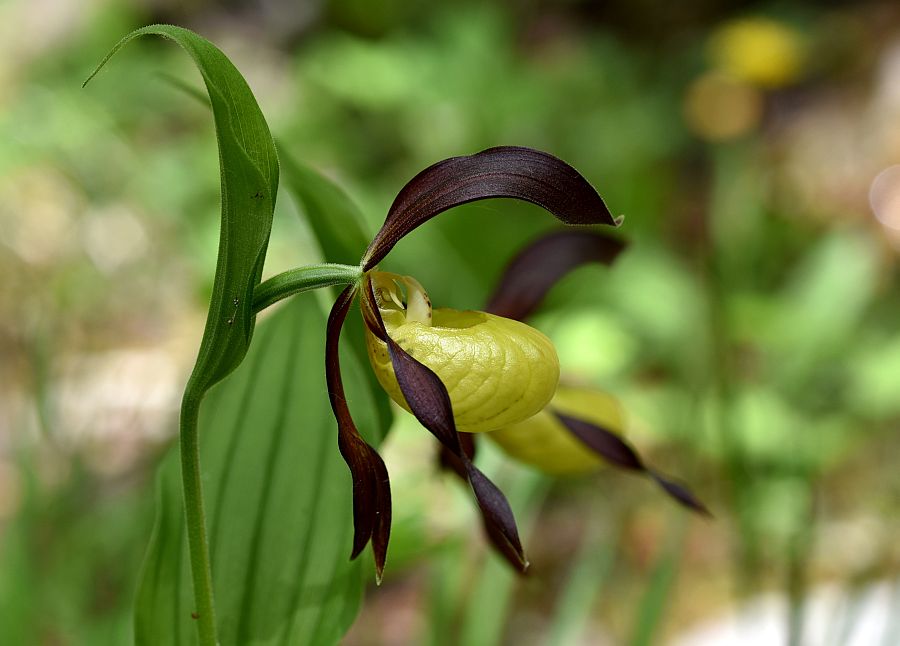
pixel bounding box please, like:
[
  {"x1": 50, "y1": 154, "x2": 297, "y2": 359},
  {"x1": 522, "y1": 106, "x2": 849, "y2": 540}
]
[
  {"x1": 252, "y1": 263, "x2": 363, "y2": 314},
  {"x1": 180, "y1": 393, "x2": 218, "y2": 646}
]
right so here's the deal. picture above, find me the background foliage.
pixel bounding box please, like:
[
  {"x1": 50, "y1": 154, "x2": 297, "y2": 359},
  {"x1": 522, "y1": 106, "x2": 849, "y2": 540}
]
[{"x1": 1, "y1": 0, "x2": 899, "y2": 644}]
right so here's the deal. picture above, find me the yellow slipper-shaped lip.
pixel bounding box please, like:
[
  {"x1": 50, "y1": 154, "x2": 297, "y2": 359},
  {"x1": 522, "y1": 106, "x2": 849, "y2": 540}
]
[{"x1": 364, "y1": 271, "x2": 560, "y2": 433}]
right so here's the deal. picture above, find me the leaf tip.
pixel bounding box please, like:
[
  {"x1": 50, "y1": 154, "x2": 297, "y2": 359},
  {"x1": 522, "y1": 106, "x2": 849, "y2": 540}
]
[{"x1": 82, "y1": 68, "x2": 100, "y2": 89}]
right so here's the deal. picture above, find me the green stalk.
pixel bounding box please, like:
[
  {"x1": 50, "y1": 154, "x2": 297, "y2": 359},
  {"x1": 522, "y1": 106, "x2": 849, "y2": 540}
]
[
  {"x1": 180, "y1": 393, "x2": 218, "y2": 646},
  {"x1": 252, "y1": 263, "x2": 362, "y2": 313},
  {"x1": 176, "y1": 261, "x2": 362, "y2": 646}
]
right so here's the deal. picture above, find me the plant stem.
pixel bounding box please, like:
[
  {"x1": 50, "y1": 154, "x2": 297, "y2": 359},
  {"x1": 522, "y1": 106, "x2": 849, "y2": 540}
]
[
  {"x1": 252, "y1": 263, "x2": 362, "y2": 314},
  {"x1": 174, "y1": 262, "x2": 361, "y2": 646},
  {"x1": 181, "y1": 394, "x2": 218, "y2": 646}
]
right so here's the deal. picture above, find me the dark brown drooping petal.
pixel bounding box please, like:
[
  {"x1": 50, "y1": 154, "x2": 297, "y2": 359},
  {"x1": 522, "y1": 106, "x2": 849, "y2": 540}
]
[
  {"x1": 437, "y1": 432, "x2": 476, "y2": 480},
  {"x1": 326, "y1": 285, "x2": 392, "y2": 581},
  {"x1": 553, "y1": 411, "x2": 710, "y2": 516},
  {"x1": 361, "y1": 146, "x2": 621, "y2": 271},
  {"x1": 433, "y1": 435, "x2": 525, "y2": 568},
  {"x1": 362, "y1": 277, "x2": 529, "y2": 572},
  {"x1": 485, "y1": 230, "x2": 627, "y2": 321}
]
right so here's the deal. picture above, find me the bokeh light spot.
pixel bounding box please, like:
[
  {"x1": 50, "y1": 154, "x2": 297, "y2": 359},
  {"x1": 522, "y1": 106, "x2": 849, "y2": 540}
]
[
  {"x1": 869, "y1": 164, "x2": 900, "y2": 230},
  {"x1": 683, "y1": 72, "x2": 762, "y2": 141}
]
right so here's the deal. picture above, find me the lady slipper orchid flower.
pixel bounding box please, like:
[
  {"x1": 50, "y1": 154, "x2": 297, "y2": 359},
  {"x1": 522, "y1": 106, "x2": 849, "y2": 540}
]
[
  {"x1": 481, "y1": 229, "x2": 709, "y2": 516},
  {"x1": 325, "y1": 146, "x2": 626, "y2": 582},
  {"x1": 428, "y1": 229, "x2": 708, "y2": 568}
]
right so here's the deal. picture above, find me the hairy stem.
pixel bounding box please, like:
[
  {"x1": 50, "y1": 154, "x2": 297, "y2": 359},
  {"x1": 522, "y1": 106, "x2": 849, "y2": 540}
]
[{"x1": 180, "y1": 394, "x2": 218, "y2": 646}]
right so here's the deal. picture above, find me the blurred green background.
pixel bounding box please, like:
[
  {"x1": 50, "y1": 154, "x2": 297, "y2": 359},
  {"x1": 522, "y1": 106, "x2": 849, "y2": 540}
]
[{"x1": 1, "y1": 0, "x2": 899, "y2": 644}]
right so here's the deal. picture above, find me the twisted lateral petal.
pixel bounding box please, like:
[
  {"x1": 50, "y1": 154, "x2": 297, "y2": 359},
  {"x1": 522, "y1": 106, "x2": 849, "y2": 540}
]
[
  {"x1": 553, "y1": 412, "x2": 710, "y2": 516},
  {"x1": 362, "y1": 276, "x2": 529, "y2": 572},
  {"x1": 366, "y1": 309, "x2": 559, "y2": 433},
  {"x1": 362, "y1": 146, "x2": 621, "y2": 270},
  {"x1": 486, "y1": 230, "x2": 626, "y2": 321},
  {"x1": 326, "y1": 285, "x2": 392, "y2": 581},
  {"x1": 489, "y1": 387, "x2": 626, "y2": 475}
]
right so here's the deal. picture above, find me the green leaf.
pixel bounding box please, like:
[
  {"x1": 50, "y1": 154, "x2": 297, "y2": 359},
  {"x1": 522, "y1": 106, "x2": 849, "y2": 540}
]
[
  {"x1": 278, "y1": 148, "x2": 371, "y2": 266},
  {"x1": 86, "y1": 24, "x2": 279, "y2": 396},
  {"x1": 135, "y1": 294, "x2": 387, "y2": 645},
  {"x1": 87, "y1": 27, "x2": 282, "y2": 644}
]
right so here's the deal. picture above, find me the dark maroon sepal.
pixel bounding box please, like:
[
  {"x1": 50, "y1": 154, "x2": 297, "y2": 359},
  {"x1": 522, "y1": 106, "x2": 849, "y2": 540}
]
[
  {"x1": 553, "y1": 411, "x2": 710, "y2": 517},
  {"x1": 486, "y1": 230, "x2": 626, "y2": 321},
  {"x1": 326, "y1": 285, "x2": 393, "y2": 581},
  {"x1": 362, "y1": 146, "x2": 621, "y2": 271}
]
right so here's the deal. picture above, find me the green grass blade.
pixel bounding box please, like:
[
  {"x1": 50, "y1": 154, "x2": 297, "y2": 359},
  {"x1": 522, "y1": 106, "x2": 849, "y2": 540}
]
[
  {"x1": 629, "y1": 518, "x2": 686, "y2": 646},
  {"x1": 546, "y1": 516, "x2": 617, "y2": 645}
]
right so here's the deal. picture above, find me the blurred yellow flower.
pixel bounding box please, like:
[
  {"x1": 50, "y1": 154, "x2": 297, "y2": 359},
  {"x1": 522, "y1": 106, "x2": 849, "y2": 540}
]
[
  {"x1": 709, "y1": 17, "x2": 807, "y2": 88},
  {"x1": 683, "y1": 72, "x2": 762, "y2": 141}
]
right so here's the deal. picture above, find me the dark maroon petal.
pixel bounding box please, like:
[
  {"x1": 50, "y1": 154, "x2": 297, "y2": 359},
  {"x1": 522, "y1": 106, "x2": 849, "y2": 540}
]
[
  {"x1": 326, "y1": 285, "x2": 392, "y2": 580},
  {"x1": 651, "y1": 473, "x2": 712, "y2": 517},
  {"x1": 384, "y1": 334, "x2": 459, "y2": 452},
  {"x1": 485, "y1": 230, "x2": 626, "y2": 321},
  {"x1": 437, "y1": 432, "x2": 476, "y2": 480},
  {"x1": 363, "y1": 277, "x2": 529, "y2": 571},
  {"x1": 553, "y1": 411, "x2": 709, "y2": 516},
  {"x1": 434, "y1": 432, "x2": 531, "y2": 566},
  {"x1": 464, "y1": 462, "x2": 527, "y2": 571},
  {"x1": 361, "y1": 146, "x2": 621, "y2": 270},
  {"x1": 554, "y1": 412, "x2": 644, "y2": 471},
  {"x1": 437, "y1": 438, "x2": 526, "y2": 572},
  {"x1": 482, "y1": 512, "x2": 530, "y2": 573}
]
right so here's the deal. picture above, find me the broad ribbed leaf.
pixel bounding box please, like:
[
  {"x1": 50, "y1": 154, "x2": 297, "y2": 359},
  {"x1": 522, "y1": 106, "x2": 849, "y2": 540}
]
[
  {"x1": 86, "y1": 24, "x2": 279, "y2": 397},
  {"x1": 486, "y1": 230, "x2": 626, "y2": 321},
  {"x1": 135, "y1": 295, "x2": 387, "y2": 645},
  {"x1": 362, "y1": 146, "x2": 621, "y2": 270}
]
